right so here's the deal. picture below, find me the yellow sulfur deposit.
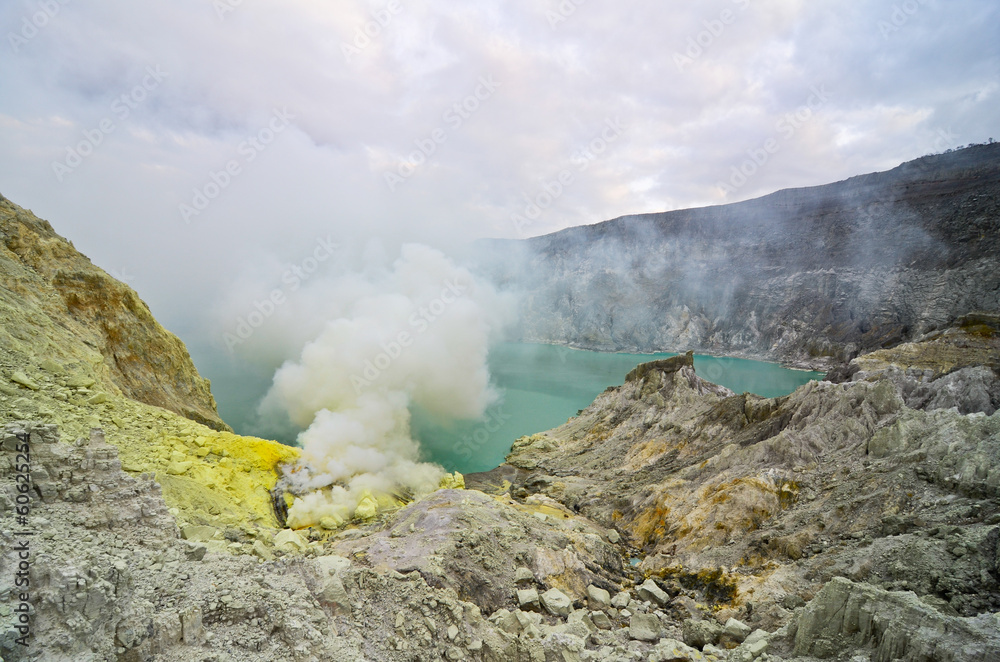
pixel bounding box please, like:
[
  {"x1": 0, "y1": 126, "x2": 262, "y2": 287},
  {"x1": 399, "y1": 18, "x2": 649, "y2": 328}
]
[
  {"x1": 115, "y1": 417, "x2": 300, "y2": 531},
  {"x1": 439, "y1": 471, "x2": 465, "y2": 490},
  {"x1": 5, "y1": 370, "x2": 303, "y2": 533},
  {"x1": 354, "y1": 491, "x2": 380, "y2": 520}
]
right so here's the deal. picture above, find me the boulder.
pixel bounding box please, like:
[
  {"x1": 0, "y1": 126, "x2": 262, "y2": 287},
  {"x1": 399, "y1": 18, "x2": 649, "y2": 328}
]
[
  {"x1": 723, "y1": 617, "x2": 752, "y2": 644},
  {"x1": 590, "y1": 611, "x2": 612, "y2": 630},
  {"x1": 637, "y1": 578, "x2": 669, "y2": 606},
  {"x1": 610, "y1": 590, "x2": 631, "y2": 609},
  {"x1": 540, "y1": 588, "x2": 573, "y2": 616},
  {"x1": 517, "y1": 588, "x2": 540, "y2": 611},
  {"x1": 273, "y1": 528, "x2": 308, "y2": 553},
  {"x1": 629, "y1": 613, "x2": 662, "y2": 641},
  {"x1": 682, "y1": 618, "x2": 722, "y2": 649},
  {"x1": 586, "y1": 584, "x2": 611, "y2": 610}
]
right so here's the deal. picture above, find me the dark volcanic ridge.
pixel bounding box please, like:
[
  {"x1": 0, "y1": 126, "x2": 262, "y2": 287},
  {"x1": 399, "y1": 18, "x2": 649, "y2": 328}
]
[{"x1": 481, "y1": 143, "x2": 1000, "y2": 369}]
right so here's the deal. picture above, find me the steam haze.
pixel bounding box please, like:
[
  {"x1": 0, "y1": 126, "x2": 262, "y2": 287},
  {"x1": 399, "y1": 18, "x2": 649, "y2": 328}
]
[
  {"x1": 258, "y1": 243, "x2": 513, "y2": 525},
  {"x1": 1, "y1": 0, "x2": 998, "y2": 514},
  {"x1": 0, "y1": 0, "x2": 997, "y2": 342}
]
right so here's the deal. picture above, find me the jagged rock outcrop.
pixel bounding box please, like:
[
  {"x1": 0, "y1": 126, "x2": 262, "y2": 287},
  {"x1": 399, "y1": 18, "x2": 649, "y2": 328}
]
[
  {"x1": 0, "y1": 196, "x2": 228, "y2": 431},
  {"x1": 329, "y1": 488, "x2": 625, "y2": 614},
  {"x1": 490, "y1": 318, "x2": 1000, "y2": 651},
  {"x1": 0, "y1": 196, "x2": 305, "y2": 536},
  {"x1": 784, "y1": 577, "x2": 1000, "y2": 661},
  {"x1": 480, "y1": 144, "x2": 1000, "y2": 369}
]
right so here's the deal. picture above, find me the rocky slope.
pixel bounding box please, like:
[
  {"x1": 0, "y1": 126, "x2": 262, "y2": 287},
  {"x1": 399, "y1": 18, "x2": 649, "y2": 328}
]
[
  {"x1": 480, "y1": 143, "x2": 1000, "y2": 369},
  {"x1": 0, "y1": 194, "x2": 228, "y2": 431},
  {"x1": 0, "y1": 194, "x2": 300, "y2": 534},
  {"x1": 4, "y1": 316, "x2": 998, "y2": 662},
  {"x1": 1, "y1": 195, "x2": 999, "y2": 662},
  {"x1": 482, "y1": 314, "x2": 1000, "y2": 659}
]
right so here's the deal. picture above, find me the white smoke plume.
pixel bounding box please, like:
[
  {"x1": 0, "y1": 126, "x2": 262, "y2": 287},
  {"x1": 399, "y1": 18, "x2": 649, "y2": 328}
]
[{"x1": 260, "y1": 243, "x2": 512, "y2": 527}]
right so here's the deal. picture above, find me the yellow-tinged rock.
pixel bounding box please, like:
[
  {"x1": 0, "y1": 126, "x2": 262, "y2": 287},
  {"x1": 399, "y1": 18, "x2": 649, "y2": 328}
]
[
  {"x1": 40, "y1": 358, "x2": 63, "y2": 374},
  {"x1": 11, "y1": 372, "x2": 40, "y2": 391},
  {"x1": 166, "y1": 461, "x2": 193, "y2": 475},
  {"x1": 320, "y1": 515, "x2": 345, "y2": 530},
  {"x1": 274, "y1": 528, "x2": 308, "y2": 552},
  {"x1": 440, "y1": 471, "x2": 465, "y2": 490},
  {"x1": 354, "y1": 491, "x2": 380, "y2": 520}
]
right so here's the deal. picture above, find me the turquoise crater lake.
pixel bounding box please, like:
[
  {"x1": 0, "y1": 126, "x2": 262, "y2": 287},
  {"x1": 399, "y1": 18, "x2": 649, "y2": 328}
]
[
  {"x1": 412, "y1": 343, "x2": 825, "y2": 474},
  {"x1": 196, "y1": 343, "x2": 824, "y2": 475}
]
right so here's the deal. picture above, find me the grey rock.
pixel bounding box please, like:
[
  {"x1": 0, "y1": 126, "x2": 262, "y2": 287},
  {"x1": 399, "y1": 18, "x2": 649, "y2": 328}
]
[
  {"x1": 181, "y1": 540, "x2": 207, "y2": 561},
  {"x1": 682, "y1": 617, "x2": 722, "y2": 649},
  {"x1": 610, "y1": 590, "x2": 631, "y2": 609},
  {"x1": 628, "y1": 613, "x2": 662, "y2": 642},
  {"x1": 540, "y1": 588, "x2": 573, "y2": 616},
  {"x1": 731, "y1": 630, "x2": 769, "y2": 662},
  {"x1": 517, "y1": 588, "x2": 540, "y2": 610},
  {"x1": 792, "y1": 577, "x2": 1000, "y2": 661},
  {"x1": 648, "y1": 638, "x2": 705, "y2": 661},
  {"x1": 723, "y1": 617, "x2": 752, "y2": 643},
  {"x1": 586, "y1": 584, "x2": 611, "y2": 610},
  {"x1": 514, "y1": 567, "x2": 535, "y2": 583},
  {"x1": 590, "y1": 610, "x2": 612, "y2": 630},
  {"x1": 637, "y1": 578, "x2": 669, "y2": 606}
]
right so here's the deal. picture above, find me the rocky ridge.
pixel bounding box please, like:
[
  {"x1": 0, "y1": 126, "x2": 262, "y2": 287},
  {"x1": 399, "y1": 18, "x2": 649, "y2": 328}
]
[
  {"x1": 484, "y1": 316, "x2": 1000, "y2": 659},
  {"x1": 481, "y1": 144, "x2": 1000, "y2": 369},
  {"x1": 0, "y1": 194, "x2": 228, "y2": 432}
]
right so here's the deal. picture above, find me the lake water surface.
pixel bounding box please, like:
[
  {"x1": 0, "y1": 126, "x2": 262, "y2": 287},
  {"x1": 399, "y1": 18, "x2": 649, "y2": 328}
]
[
  {"x1": 195, "y1": 343, "x2": 824, "y2": 475},
  {"x1": 412, "y1": 343, "x2": 825, "y2": 473}
]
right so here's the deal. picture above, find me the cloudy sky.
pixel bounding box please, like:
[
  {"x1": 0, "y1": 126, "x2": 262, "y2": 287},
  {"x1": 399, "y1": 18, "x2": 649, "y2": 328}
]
[{"x1": 2, "y1": 0, "x2": 998, "y2": 359}]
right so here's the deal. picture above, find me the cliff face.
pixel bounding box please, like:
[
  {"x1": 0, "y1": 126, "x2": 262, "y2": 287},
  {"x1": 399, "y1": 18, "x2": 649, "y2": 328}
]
[
  {"x1": 488, "y1": 316, "x2": 1000, "y2": 660},
  {"x1": 0, "y1": 194, "x2": 228, "y2": 431},
  {"x1": 0, "y1": 194, "x2": 300, "y2": 537},
  {"x1": 483, "y1": 144, "x2": 1000, "y2": 369}
]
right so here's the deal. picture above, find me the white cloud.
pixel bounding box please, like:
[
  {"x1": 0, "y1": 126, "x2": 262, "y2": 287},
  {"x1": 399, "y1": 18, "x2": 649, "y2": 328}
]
[{"x1": 0, "y1": 0, "x2": 996, "y2": 342}]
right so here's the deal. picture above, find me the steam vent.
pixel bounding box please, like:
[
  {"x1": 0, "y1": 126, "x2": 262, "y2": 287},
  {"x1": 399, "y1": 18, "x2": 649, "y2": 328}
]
[{"x1": 3, "y1": 144, "x2": 1000, "y2": 662}]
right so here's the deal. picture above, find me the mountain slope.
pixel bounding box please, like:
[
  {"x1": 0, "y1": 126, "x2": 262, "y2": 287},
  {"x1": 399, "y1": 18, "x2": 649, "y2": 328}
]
[
  {"x1": 482, "y1": 143, "x2": 1000, "y2": 368},
  {"x1": 0, "y1": 194, "x2": 228, "y2": 431}
]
